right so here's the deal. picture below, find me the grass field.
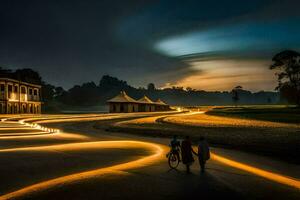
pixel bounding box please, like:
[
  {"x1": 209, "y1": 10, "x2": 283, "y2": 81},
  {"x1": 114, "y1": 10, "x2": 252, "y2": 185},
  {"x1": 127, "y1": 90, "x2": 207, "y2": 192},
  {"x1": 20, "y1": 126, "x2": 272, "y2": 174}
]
[
  {"x1": 106, "y1": 107, "x2": 300, "y2": 163},
  {"x1": 207, "y1": 105, "x2": 300, "y2": 124}
]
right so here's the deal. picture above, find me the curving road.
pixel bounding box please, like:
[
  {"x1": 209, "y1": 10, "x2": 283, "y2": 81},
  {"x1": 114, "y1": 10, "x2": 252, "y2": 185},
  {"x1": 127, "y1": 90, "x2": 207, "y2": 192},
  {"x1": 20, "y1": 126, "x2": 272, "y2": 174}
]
[{"x1": 0, "y1": 112, "x2": 299, "y2": 200}]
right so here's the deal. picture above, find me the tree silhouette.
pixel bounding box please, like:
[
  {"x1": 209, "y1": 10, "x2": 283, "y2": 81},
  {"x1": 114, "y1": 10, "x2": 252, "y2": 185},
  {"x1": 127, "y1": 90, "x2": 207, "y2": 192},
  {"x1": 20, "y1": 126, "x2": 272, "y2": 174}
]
[
  {"x1": 231, "y1": 86, "x2": 243, "y2": 106},
  {"x1": 0, "y1": 67, "x2": 12, "y2": 75},
  {"x1": 0, "y1": 66, "x2": 281, "y2": 109},
  {"x1": 14, "y1": 68, "x2": 42, "y2": 84},
  {"x1": 147, "y1": 83, "x2": 155, "y2": 91},
  {"x1": 270, "y1": 50, "x2": 300, "y2": 106}
]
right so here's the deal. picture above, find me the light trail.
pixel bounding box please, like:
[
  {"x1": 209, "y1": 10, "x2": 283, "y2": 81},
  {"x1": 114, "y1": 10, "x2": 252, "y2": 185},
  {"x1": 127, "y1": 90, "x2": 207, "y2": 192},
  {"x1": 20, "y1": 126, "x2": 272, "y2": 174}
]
[
  {"x1": 0, "y1": 141, "x2": 165, "y2": 200},
  {"x1": 0, "y1": 127, "x2": 39, "y2": 130},
  {"x1": 0, "y1": 132, "x2": 88, "y2": 140},
  {"x1": 0, "y1": 131, "x2": 46, "y2": 137},
  {"x1": 0, "y1": 140, "x2": 162, "y2": 153},
  {"x1": 211, "y1": 153, "x2": 300, "y2": 190},
  {"x1": 17, "y1": 114, "x2": 116, "y2": 123},
  {"x1": 176, "y1": 111, "x2": 205, "y2": 116},
  {"x1": 35, "y1": 116, "x2": 123, "y2": 124},
  {"x1": 18, "y1": 120, "x2": 60, "y2": 134},
  {"x1": 0, "y1": 132, "x2": 59, "y2": 140},
  {"x1": 0, "y1": 114, "x2": 117, "y2": 140}
]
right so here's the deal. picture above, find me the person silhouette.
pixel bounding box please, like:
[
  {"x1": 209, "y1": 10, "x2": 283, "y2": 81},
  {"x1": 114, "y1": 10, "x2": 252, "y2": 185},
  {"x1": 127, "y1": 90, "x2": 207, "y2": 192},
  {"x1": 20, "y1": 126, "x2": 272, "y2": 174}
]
[
  {"x1": 181, "y1": 135, "x2": 194, "y2": 173},
  {"x1": 196, "y1": 136, "x2": 210, "y2": 173}
]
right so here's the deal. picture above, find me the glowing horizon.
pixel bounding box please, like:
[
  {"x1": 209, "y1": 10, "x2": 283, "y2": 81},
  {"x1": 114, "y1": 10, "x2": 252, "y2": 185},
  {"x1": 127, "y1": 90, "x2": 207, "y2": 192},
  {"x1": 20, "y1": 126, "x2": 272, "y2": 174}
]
[{"x1": 154, "y1": 19, "x2": 300, "y2": 91}]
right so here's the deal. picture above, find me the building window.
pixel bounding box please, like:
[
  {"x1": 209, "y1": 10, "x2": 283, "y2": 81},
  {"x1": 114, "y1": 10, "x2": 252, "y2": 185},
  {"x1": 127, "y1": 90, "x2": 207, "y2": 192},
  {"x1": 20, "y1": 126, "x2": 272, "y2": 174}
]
[
  {"x1": 14, "y1": 85, "x2": 18, "y2": 93},
  {"x1": 29, "y1": 88, "x2": 33, "y2": 95},
  {"x1": 8, "y1": 85, "x2": 13, "y2": 98},
  {"x1": 22, "y1": 104, "x2": 26, "y2": 113},
  {"x1": 34, "y1": 89, "x2": 38, "y2": 96},
  {"x1": 21, "y1": 87, "x2": 26, "y2": 94},
  {"x1": 0, "y1": 84, "x2": 4, "y2": 92},
  {"x1": 8, "y1": 85, "x2": 12, "y2": 92}
]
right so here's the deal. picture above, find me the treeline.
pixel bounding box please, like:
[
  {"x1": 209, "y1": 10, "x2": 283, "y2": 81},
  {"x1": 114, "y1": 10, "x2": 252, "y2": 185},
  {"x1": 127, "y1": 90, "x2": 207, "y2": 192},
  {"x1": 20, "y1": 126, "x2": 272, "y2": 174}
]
[
  {"x1": 0, "y1": 68, "x2": 42, "y2": 85},
  {"x1": 53, "y1": 75, "x2": 279, "y2": 106},
  {"x1": 1, "y1": 67, "x2": 280, "y2": 112},
  {"x1": 52, "y1": 75, "x2": 281, "y2": 112}
]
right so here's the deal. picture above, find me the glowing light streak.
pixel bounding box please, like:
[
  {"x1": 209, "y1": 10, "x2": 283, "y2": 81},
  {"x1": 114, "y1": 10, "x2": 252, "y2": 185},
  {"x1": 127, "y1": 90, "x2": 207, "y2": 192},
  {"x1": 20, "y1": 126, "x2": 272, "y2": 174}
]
[
  {"x1": 0, "y1": 133, "x2": 60, "y2": 140},
  {"x1": 18, "y1": 114, "x2": 118, "y2": 124},
  {"x1": 0, "y1": 127, "x2": 36, "y2": 130},
  {"x1": 0, "y1": 132, "x2": 47, "y2": 137},
  {"x1": 176, "y1": 107, "x2": 182, "y2": 112},
  {"x1": 0, "y1": 141, "x2": 165, "y2": 200},
  {"x1": 18, "y1": 119, "x2": 60, "y2": 134},
  {"x1": 211, "y1": 153, "x2": 300, "y2": 190},
  {"x1": 34, "y1": 115, "x2": 128, "y2": 124}
]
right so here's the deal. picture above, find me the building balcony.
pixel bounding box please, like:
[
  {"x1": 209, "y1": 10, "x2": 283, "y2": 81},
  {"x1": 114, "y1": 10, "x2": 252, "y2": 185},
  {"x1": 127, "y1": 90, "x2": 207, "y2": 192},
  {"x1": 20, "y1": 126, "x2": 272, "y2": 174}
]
[
  {"x1": 8, "y1": 93, "x2": 19, "y2": 101},
  {"x1": 0, "y1": 92, "x2": 5, "y2": 100},
  {"x1": 20, "y1": 94, "x2": 27, "y2": 102},
  {"x1": 28, "y1": 95, "x2": 40, "y2": 102}
]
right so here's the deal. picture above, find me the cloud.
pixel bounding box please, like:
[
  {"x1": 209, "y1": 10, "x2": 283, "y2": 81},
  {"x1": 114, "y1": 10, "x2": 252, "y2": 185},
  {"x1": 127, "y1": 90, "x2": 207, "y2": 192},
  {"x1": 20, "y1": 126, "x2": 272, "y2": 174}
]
[
  {"x1": 154, "y1": 18, "x2": 300, "y2": 58},
  {"x1": 163, "y1": 59, "x2": 277, "y2": 91},
  {"x1": 0, "y1": 0, "x2": 299, "y2": 91}
]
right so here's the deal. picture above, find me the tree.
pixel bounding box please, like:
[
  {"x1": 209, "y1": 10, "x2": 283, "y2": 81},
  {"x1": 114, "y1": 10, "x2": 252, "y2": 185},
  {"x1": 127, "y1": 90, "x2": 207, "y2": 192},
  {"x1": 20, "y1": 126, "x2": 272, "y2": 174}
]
[
  {"x1": 231, "y1": 86, "x2": 242, "y2": 106},
  {"x1": 60, "y1": 82, "x2": 102, "y2": 106},
  {"x1": 0, "y1": 67, "x2": 12, "y2": 74},
  {"x1": 270, "y1": 50, "x2": 300, "y2": 105},
  {"x1": 41, "y1": 83, "x2": 56, "y2": 102},
  {"x1": 14, "y1": 68, "x2": 42, "y2": 84},
  {"x1": 279, "y1": 83, "x2": 299, "y2": 105},
  {"x1": 267, "y1": 97, "x2": 272, "y2": 104},
  {"x1": 54, "y1": 87, "x2": 65, "y2": 97},
  {"x1": 147, "y1": 83, "x2": 155, "y2": 91},
  {"x1": 0, "y1": 67, "x2": 13, "y2": 78},
  {"x1": 186, "y1": 87, "x2": 195, "y2": 92}
]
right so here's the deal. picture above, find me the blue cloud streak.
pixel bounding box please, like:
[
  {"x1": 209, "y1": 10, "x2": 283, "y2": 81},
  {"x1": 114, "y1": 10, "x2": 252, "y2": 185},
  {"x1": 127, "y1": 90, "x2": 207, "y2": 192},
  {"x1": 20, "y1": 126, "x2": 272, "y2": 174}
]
[{"x1": 155, "y1": 18, "x2": 300, "y2": 58}]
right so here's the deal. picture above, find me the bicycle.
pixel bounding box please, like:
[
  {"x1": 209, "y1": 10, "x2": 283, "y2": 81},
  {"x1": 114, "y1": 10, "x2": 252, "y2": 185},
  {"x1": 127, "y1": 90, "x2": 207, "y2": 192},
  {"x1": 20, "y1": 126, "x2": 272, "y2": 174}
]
[{"x1": 167, "y1": 149, "x2": 180, "y2": 169}]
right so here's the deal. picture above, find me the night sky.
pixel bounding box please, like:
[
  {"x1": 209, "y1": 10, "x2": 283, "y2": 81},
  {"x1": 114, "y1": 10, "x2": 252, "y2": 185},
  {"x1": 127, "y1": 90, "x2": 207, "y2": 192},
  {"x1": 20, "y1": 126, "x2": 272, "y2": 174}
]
[{"x1": 1, "y1": 0, "x2": 300, "y2": 91}]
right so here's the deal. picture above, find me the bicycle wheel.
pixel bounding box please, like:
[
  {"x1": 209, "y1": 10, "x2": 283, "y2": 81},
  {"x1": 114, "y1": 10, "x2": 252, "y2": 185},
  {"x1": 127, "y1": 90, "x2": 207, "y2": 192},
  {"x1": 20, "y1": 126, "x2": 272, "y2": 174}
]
[{"x1": 168, "y1": 153, "x2": 179, "y2": 169}]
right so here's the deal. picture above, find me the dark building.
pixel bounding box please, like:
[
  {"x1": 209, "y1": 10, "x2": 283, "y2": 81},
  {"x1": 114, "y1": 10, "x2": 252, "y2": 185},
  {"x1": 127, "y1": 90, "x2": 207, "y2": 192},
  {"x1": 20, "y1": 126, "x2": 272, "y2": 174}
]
[
  {"x1": 137, "y1": 95, "x2": 156, "y2": 112},
  {"x1": 107, "y1": 91, "x2": 170, "y2": 113},
  {"x1": 107, "y1": 91, "x2": 139, "y2": 113}
]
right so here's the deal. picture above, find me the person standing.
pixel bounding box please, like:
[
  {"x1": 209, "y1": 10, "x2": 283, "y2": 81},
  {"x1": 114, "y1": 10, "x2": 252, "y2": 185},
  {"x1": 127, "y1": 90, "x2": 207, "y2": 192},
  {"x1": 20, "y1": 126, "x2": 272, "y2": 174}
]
[
  {"x1": 197, "y1": 137, "x2": 210, "y2": 173},
  {"x1": 181, "y1": 136, "x2": 194, "y2": 173}
]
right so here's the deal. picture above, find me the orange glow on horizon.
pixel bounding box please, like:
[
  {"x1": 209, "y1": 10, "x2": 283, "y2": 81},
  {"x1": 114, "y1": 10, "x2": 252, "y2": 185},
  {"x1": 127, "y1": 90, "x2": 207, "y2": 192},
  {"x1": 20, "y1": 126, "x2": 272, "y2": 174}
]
[{"x1": 165, "y1": 59, "x2": 277, "y2": 92}]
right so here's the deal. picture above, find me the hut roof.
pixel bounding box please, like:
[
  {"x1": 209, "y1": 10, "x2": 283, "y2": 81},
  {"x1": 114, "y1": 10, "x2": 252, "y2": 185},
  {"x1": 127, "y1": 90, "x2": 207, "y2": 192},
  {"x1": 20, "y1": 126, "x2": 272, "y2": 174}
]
[
  {"x1": 138, "y1": 95, "x2": 154, "y2": 104},
  {"x1": 155, "y1": 99, "x2": 167, "y2": 105},
  {"x1": 107, "y1": 91, "x2": 137, "y2": 103}
]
